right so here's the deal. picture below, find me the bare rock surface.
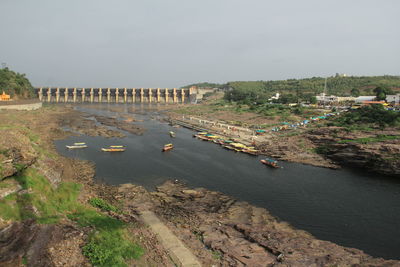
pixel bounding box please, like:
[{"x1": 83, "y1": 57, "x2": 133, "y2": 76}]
[
  {"x1": 307, "y1": 127, "x2": 400, "y2": 176},
  {"x1": 145, "y1": 180, "x2": 400, "y2": 266}
]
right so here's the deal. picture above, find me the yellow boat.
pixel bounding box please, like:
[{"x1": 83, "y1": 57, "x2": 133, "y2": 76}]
[
  {"x1": 74, "y1": 142, "x2": 86, "y2": 145},
  {"x1": 101, "y1": 148, "x2": 125, "y2": 152},
  {"x1": 110, "y1": 145, "x2": 124, "y2": 148}
]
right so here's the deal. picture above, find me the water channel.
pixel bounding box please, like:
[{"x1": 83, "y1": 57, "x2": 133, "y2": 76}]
[{"x1": 55, "y1": 104, "x2": 400, "y2": 260}]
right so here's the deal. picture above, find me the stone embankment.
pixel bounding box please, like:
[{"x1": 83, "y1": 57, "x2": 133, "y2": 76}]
[{"x1": 0, "y1": 99, "x2": 42, "y2": 110}]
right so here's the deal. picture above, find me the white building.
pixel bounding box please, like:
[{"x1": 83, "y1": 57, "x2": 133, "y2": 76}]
[
  {"x1": 386, "y1": 94, "x2": 400, "y2": 104},
  {"x1": 268, "y1": 92, "x2": 280, "y2": 101},
  {"x1": 316, "y1": 93, "x2": 338, "y2": 103}
]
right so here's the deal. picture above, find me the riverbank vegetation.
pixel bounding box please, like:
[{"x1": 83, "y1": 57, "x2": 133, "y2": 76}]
[
  {"x1": 0, "y1": 107, "x2": 144, "y2": 266},
  {"x1": 0, "y1": 67, "x2": 34, "y2": 98},
  {"x1": 328, "y1": 105, "x2": 400, "y2": 129}
]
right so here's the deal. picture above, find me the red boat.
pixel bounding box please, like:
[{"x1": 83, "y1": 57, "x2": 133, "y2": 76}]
[{"x1": 260, "y1": 158, "x2": 279, "y2": 168}]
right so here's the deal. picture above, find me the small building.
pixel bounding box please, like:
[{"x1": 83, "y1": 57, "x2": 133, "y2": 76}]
[
  {"x1": 0, "y1": 91, "x2": 10, "y2": 101},
  {"x1": 316, "y1": 93, "x2": 338, "y2": 103},
  {"x1": 268, "y1": 92, "x2": 280, "y2": 101},
  {"x1": 355, "y1": 96, "x2": 375, "y2": 103},
  {"x1": 386, "y1": 94, "x2": 400, "y2": 105}
]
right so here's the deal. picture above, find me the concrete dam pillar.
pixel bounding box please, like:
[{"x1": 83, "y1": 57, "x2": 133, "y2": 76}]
[
  {"x1": 107, "y1": 88, "x2": 111, "y2": 103},
  {"x1": 73, "y1": 88, "x2": 77, "y2": 103},
  {"x1": 123, "y1": 88, "x2": 127, "y2": 103},
  {"x1": 116, "y1": 88, "x2": 119, "y2": 103},
  {"x1": 90, "y1": 88, "x2": 94, "y2": 102},
  {"x1": 132, "y1": 88, "x2": 136, "y2": 103},
  {"x1": 173, "y1": 88, "x2": 177, "y2": 103},
  {"x1": 99, "y1": 88, "x2": 102, "y2": 102},
  {"x1": 38, "y1": 88, "x2": 43, "y2": 101},
  {"x1": 181, "y1": 89, "x2": 185, "y2": 103},
  {"x1": 157, "y1": 88, "x2": 161, "y2": 103},
  {"x1": 55, "y1": 88, "x2": 60, "y2": 102},
  {"x1": 64, "y1": 88, "x2": 68, "y2": 102},
  {"x1": 81, "y1": 88, "x2": 85, "y2": 102},
  {"x1": 165, "y1": 88, "x2": 169, "y2": 103},
  {"x1": 47, "y1": 88, "x2": 51, "y2": 102},
  {"x1": 140, "y1": 88, "x2": 144, "y2": 102},
  {"x1": 149, "y1": 88, "x2": 152, "y2": 103}
]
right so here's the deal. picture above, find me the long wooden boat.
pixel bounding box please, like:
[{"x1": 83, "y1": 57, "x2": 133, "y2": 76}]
[
  {"x1": 66, "y1": 145, "x2": 87, "y2": 149},
  {"x1": 260, "y1": 158, "x2": 279, "y2": 168},
  {"x1": 73, "y1": 142, "x2": 86, "y2": 145},
  {"x1": 242, "y1": 148, "x2": 259, "y2": 156},
  {"x1": 162, "y1": 144, "x2": 174, "y2": 152},
  {"x1": 110, "y1": 145, "x2": 124, "y2": 148},
  {"x1": 101, "y1": 148, "x2": 125, "y2": 152}
]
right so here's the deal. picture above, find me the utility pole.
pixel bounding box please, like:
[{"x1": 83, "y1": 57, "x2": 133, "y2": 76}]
[{"x1": 323, "y1": 77, "x2": 327, "y2": 108}]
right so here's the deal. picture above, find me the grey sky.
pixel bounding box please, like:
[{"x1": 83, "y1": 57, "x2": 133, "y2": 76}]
[{"x1": 0, "y1": 0, "x2": 399, "y2": 88}]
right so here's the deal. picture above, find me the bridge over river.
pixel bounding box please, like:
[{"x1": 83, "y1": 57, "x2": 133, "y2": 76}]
[{"x1": 35, "y1": 87, "x2": 196, "y2": 103}]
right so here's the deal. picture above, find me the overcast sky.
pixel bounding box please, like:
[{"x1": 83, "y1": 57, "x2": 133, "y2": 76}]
[{"x1": 0, "y1": 0, "x2": 399, "y2": 88}]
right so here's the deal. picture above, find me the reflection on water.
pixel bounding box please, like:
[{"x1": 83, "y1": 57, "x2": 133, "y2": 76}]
[{"x1": 55, "y1": 104, "x2": 400, "y2": 260}]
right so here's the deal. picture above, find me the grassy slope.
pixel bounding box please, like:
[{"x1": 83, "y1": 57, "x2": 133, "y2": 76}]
[{"x1": 0, "y1": 109, "x2": 143, "y2": 267}]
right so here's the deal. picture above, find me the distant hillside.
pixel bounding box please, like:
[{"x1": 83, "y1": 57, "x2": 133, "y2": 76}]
[
  {"x1": 0, "y1": 68, "x2": 34, "y2": 98},
  {"x1": 226, "y1": 75, "x2": 400, "y2": 96},
  {"x1": 181, "y1": 82, "x2": 224, "y2": 89}
]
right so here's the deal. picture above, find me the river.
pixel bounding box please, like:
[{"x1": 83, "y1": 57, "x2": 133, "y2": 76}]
[{"x1": 54, "y1": 104, "x2": 400, "y2": 260}]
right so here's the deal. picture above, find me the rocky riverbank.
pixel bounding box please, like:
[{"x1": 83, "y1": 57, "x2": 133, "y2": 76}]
[
  {"x1": 166, "y1": 106, "x2": 400, "y2": 176},
  {"x1": 115, "y1": 180, "x2": 400, "y2": 266},
  {"x1": 1, "y1": 105, "x2": 399, "y2": 266}
]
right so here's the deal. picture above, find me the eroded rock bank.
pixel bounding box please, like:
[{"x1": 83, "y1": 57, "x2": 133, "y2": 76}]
[
  {"x1": 115, "y1": 180, "x2": 400, "y2": 267},
  {"x1": 307, "y1": 127, "x2": 400, "y2": 177}
]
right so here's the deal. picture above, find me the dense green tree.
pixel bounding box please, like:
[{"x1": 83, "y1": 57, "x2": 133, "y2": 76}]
[
  {"x1": 373, "y1": 86, "x2": 393, "y2": 101},
  {"x1": 0, "y1": 67, "x2": 34, "y2": 98},
  {"x1": 351, "y1": 88, "x2": 360, "y2": 97}
]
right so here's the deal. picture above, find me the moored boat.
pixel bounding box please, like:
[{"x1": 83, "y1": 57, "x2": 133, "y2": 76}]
[
  {"x1": 242, "y1": 148, "x2": 259, "y2": 156},
  {"x1": 74, "y1": 142, "x2": 86, "y2": 145},
  {"x1": 162, "y1": 143, "x2": 174, "y2": 152},
  {"x1": 260, "y1": 158, "x2": 279, "y2": 168},
  {"x1": 66, "y1": 145, "x2": 87, "y2": 149},
  {"x1": 169, "y1": 131, "x2": 176, "y2": 137},
  {"x1": 101, "y1": 148, "x2": 125, "y2": 152}
]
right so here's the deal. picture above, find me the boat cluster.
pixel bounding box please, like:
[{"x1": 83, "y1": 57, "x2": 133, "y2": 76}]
[
  {"x1": 66, "y1": 143, "x2": 126, "y2": 152},
  {"x1": 193, "y1": 132, "x2": 260, "y2": 156}
]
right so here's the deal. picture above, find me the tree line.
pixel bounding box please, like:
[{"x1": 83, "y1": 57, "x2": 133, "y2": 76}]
[{"x1": 0, "y1": 68, "x2": 34, "y2": 98}]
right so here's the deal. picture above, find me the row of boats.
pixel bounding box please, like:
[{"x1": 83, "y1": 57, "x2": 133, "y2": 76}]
[
  {"x1": 193, "y1": 132, "x2": 279, "y2": 168},
  {"x1": 193, "y1": 132, "x2": 260, "y2": 155},
  {"x1": 66, "y1": 143, "x2": 126, "y2": 152}
]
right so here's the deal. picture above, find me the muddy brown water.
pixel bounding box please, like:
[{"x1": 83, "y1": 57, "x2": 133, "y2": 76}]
[{"x1": 55, "y1": 104, "x2": 400, "y2": 260}]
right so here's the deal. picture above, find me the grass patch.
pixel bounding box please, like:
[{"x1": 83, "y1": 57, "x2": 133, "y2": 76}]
[
  {"x1": 83, "y1": 228, "x2": 143, "y2": 267},
  {"x1": 89, "y1": 197, "x2": 119, "y2": 213},
  {"x1": 0, "y1": 168, "x2": 82, "y2": 223}
]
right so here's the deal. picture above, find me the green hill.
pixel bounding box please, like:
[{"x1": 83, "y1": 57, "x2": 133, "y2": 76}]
[
  {"x1": 182, "y1": 75, "x2": 400, "y2": 104},
  {"x1": 0, "y1": 68, "x2": 34, "y2": 98},
  {"x1": 226, "y1": 75, "x2": 400, "y2": 97}
]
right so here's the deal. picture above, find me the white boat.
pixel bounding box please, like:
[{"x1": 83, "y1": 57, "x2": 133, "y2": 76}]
[{"x1": 66, "y1": 145, "x2": 88, "y2": 149}]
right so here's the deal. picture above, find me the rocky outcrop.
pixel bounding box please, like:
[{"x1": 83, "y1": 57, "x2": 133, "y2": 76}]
[
  {"x1": 0, "y1": 131, "x2": 38, "y2": 180},
  {"x1": 144, "y1": 180, "x2": 399, "y2": 266},
  {"x1": 307, "y1": 127, "x2": 400, "y2": 177}
]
